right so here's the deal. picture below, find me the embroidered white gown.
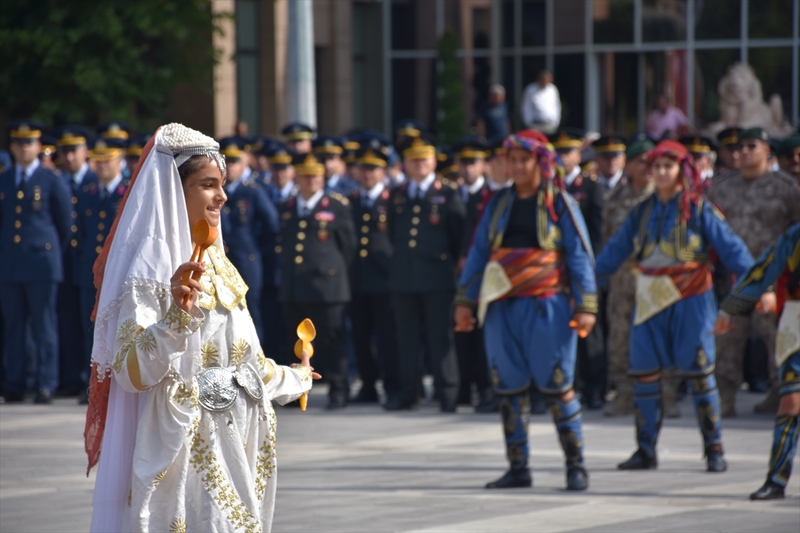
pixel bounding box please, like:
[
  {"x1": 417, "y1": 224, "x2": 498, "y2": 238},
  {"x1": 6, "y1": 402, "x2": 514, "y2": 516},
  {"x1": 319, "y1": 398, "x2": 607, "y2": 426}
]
[{"x1": 94, "y1": 245, "x2": 311, "y2": 533}]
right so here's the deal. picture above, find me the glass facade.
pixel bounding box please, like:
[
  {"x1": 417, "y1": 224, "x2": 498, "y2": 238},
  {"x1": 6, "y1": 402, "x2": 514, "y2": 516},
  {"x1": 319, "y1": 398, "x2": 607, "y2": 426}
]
[{"x1": 376, "y1": 0, "x2": 799, "y2": 136}]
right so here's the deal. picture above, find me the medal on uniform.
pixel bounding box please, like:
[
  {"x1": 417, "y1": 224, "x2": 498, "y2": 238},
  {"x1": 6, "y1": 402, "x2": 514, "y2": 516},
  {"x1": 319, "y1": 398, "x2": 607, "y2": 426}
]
[
  {"x1": 318, "y1": 220, "x2": 329, "y2": 242},
  {"x1": 429, "y1": 205, "x2": 440, "y2": 225},
  {"x1": 32, "y1": 186, "x2": 42, "y2": 212},
  {"x1": 377, "y1": 213, "x2": 387, "y2": 232}
]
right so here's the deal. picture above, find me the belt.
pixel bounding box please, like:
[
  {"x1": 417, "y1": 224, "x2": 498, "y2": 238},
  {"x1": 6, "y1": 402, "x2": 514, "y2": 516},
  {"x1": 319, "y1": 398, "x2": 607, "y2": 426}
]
[{"x1": 197, "y1": 362, "x2": 263, "y2": 412}]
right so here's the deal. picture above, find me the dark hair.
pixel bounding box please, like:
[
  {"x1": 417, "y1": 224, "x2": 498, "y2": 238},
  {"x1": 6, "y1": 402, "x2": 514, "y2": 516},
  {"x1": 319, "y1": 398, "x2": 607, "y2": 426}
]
[{"x1": 177, "y1": 154, "x2": 214, "y2": 183}]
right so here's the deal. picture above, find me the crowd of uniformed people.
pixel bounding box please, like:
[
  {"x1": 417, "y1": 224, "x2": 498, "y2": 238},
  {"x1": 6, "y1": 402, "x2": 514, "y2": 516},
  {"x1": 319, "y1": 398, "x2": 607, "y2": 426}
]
[{"x1": 0, "y1": 120, "x2": 800, "y2": 416}]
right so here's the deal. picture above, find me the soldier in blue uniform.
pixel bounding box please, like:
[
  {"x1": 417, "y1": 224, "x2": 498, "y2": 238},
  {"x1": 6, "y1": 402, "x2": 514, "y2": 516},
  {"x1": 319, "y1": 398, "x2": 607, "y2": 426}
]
[
  {"x1": 281, "y1": 122, "x2": 314, "y2": 155},
  {"x1": 53, "y1": 125, "x2": 98, "y2": 397},
  {"x1": 313, "y1": 135, "x2": 358, "y2": 195},
  {"x1": 596, "y1": 140, "x2": 754, "y2": 473},
  {"x1": 455, "y1": 132, "x2": 597, "y2": 490},
  {"x1": 97, "y1": 122, "x2": 132, "y2": 178},
  {"x1": 75, "y1": 138, "x2": 129, "y2": 401},
  {"x1": 388, "y1": 133, "x2": 466, "y2": 412},
  {"x1": 716, "y1": 223, "x2": 800, "y2": 500},
  {"x1": 125, "y1": 133, "x2": 150, "y2": 172},
  {"x1": 279, "y1": 152, "x2": 356, "y2": 408},
  {"x1": 218, "y1": 137, "x2": 279, "y2": 344},
  {"x1": 347, "y1": 135, "x2": 400, "y2": 404},
  {"x1": 0, "y1": 120, "x2": 72, "y2": 404}
]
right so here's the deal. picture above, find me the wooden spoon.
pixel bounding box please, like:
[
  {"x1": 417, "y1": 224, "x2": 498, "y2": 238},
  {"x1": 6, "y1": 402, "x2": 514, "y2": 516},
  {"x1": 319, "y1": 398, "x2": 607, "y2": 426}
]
[
  {"x1": 181, "y1": 219, "x2": 218, "y2": 305},
  {"x1": 294, "y1": 318, "x2": 316, "y2": 411}
]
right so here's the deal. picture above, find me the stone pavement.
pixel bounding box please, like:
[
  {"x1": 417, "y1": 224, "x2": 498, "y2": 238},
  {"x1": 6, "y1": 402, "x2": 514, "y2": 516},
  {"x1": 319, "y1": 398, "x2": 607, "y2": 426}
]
[{"x1": 1, "y1": 389, "x2": 798, "y2": 533}]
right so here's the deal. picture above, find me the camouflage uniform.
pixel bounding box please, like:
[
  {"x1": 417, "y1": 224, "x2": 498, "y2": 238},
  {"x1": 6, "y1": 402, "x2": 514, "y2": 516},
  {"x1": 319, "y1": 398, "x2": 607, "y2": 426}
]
[
  {"x1": 707, "y1": 170, "x2": 800, "y2": 415},
  {"x1": 602, "y1": 181, "x2": 662, "y2": 416}
]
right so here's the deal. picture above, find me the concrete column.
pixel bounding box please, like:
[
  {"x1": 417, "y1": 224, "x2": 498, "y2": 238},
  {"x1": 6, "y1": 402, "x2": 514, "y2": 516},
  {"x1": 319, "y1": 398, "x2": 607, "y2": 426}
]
[
  {"x1": 260, "y1": 0, "x2": 288, "y2": 135},
  {"x1": 287, "y1": 0, "x2": 317, "y2": 128},
  {"x1": 213, "y1": 0, "x2": 237, "y2": 137}
]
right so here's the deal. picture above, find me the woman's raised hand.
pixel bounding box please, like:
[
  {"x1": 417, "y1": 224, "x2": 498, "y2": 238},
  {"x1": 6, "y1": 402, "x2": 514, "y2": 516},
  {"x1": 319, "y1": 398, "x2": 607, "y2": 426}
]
[{"x1": 170, "y1": 262, "x2": 205, "y2": 313}]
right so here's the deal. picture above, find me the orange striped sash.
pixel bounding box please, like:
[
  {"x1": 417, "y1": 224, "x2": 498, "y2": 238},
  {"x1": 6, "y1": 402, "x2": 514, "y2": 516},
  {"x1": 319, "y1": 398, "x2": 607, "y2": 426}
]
[
  {"x1": 639, "y1": 262, "x2": 712, "y2": 298},
  {"x1": 489, "y1": 247, "x2": 566, "y2": 299}
]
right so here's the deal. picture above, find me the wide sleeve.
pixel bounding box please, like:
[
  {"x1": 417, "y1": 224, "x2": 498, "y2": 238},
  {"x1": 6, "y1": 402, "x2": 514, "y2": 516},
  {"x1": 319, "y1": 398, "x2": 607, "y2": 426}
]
[
  {"x1": 721, "y1": 223, "x2": 800, "y2": 316},
  {"x1": 700, "y1": 201, "x2": 754, "y2": 277},
  {"x1": 112, "y1": 292, "x2": 204, "y2": 393},
  {"x1": 557, "y1": 195, "x2": 598, "y2": 314}
]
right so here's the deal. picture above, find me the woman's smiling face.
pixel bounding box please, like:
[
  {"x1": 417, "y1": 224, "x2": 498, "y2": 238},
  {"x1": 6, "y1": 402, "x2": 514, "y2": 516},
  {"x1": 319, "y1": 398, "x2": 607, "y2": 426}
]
[{"x1": 182, "y1": 158, "x2": 227, "y2": 232}]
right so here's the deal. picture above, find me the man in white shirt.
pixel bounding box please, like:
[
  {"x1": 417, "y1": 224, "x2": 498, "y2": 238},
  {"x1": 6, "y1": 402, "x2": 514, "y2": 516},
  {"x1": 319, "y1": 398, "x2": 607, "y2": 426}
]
[{"x1": 521, "y1": 70, "x2": 561, "y2": 134}]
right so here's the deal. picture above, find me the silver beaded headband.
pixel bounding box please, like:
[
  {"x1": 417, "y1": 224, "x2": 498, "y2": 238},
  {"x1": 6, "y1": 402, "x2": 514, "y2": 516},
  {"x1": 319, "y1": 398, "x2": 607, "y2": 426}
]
[{"x1": 161, "y1": 123, "x2": 227, "y2": 177}]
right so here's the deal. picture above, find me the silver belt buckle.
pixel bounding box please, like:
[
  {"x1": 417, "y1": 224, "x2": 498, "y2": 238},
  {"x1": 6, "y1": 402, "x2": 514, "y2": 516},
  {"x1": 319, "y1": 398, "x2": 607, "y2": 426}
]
[
  {"x1": 197, "y1": 367, "x2": 238, "y2": 412},
  {"x1": 235, "y1": 362, "x2": 264, "y2": 402}
]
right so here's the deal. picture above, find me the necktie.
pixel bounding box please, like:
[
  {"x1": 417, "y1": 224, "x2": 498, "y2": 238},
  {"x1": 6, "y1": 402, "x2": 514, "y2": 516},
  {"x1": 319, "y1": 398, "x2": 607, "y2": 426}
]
[{"x1": 17, "y1": 171, "x2": 26, "y2": 192}]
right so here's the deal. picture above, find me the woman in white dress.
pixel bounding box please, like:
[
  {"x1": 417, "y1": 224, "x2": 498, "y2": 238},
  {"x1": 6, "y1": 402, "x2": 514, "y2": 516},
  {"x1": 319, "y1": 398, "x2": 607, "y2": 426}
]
[{"x1": 85, "y1": 123, "x2": 317, "y2": 533}]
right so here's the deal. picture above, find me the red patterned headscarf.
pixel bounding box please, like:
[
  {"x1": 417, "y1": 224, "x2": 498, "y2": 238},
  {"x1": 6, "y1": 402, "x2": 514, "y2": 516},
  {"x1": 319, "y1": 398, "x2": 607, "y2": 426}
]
[
  {"x1": 648, "y1": 139, "x2": 701, "y2": 223},
  {"x1": 504, "y1": 132, "x2": 564, "y2": 220}
]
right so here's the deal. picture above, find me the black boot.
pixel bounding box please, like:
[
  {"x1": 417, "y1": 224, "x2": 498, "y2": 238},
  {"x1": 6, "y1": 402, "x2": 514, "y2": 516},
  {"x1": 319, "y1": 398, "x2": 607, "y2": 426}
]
[
  {"x1": 749, "y1": 481, "x2": 785, "y2": 501},
  {"x1": 706, "y1": 447, "x2": 727, "y2": 473},
  {"x1": 566, "y1": 467, "x2": 588, "y2": 491},
  {"x1": 485, "y1": 468, "x2": 532, "y2": 489},
  {"x1": 618, "y1": 448, "x2": 658, "y2": 470}
]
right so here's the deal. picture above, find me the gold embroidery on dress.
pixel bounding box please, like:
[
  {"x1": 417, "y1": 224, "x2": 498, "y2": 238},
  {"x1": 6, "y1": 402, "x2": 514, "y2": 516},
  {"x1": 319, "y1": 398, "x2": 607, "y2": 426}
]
[
  {"x1": 231, "y1": 339, "x2": 249, "y2": 366},
  {"x1": 173, "y1": 381, "x2": 199, "y2": 408},
  {"x1": 116, "y1": 318, "x2": 139, "y2": 341},
  {"x1": 169, "y1": 517, "x2": 186, "y2": 533},
  {"x1": 163, "y1": 304, "x2": 195, "y2": 334},
  {"x1": 255, "y1": 414, "x2": 277, "y2": 500},
  {"x1": 154, "y1": 470, "x2": 167, "y2": 486},
  {"x1": 201, "y1": 341, "x2": 220, "y2": 367},
  {"x1": 290, "y1": 363, "x2": 312, "y2": 383},
  {"x1": 207, "y1": 246, "x2": 249, "y2": 311},
  {"x1": 696, "y1": 349, "x2": 708, "y2": 370},
  {"x1": 136, "y1": 329, "x2": 156, "y2": 352},
  {"x1": 112, "y1": 340, "x2": 134, "y2": 373},
  {"x1": 197, "y1": 261, "x2": 218, "y2": 310},
  {"x1": 552, "y1": 368, "x2": 565, "y2": 387},
  {"x1": 189, "y1": 421, "x2": 261, "y2": 533},
  {"x1": 259, "y1": 353, "x2": 276, "y2": 385}
]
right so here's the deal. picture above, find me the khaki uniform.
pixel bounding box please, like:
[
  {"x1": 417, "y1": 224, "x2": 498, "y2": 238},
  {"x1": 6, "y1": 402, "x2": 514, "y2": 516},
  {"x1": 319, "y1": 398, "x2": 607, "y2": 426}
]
[{"x1": 707, "y1": 170, "x2": 800, "y2": 414}]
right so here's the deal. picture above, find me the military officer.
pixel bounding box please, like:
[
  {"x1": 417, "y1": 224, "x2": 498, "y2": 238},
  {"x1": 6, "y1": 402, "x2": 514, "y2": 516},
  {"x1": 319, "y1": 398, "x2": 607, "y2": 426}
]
[
  {"x1": 125, "y1": 134, "x2": 150, "y2": 172},
  {"x1": 347, "y1": 136, "x2": 400, "y2": 404},
  {"x1": 0, "y1": 120, "x2": 72, "y2": 404},
  {"x1": 218, "y1": 137, "x2": 279, "y2": 344},
  {"x1": 97, "y1": 121, "x2": 132, "y2": 178},
  {"x1": 707, "y1": 127, "x2": 800, "y2": 417},
  {"x1": 486, "y1": 137, "x2": 513, "y2": 190},
  {"x1": 601, "y1": 137, "x2": 655, "y2": 416},
  {"x1": 256, "y1": 142, "x2": 297, "y2": 204},
  {"x1": 777, "y1": 134, "x2": 800, "y2": 183},
  {"x1": 715, "y1": 127, "x2": 743, "y2": 175},
  {"x1": 343, "y1": 136, "x2": 362, "y2": 185},
  {"x1": 281, "y1": 122, "x2": 314, "y2": 155},
  {"x1": 279, "y1": 152, "x2": 356, "y2": 409},
  {"x1": 451, "y1": 136, "x2": 495, "y2": 411},
  {"x1": 313, "y1": 135, "x2": 358, "y2": 195},
  {"x1": 53, "y1": 125, "x2": 98, "y2": 397},
  {"x1": 75, "y1": 138, "x2": 129, "y2": 401},
  {"x1": 553, "y1": 128, "x2": 607, "y2": 409},
  {"x1": 386, "y1": 133, "x2": 466, "y2": 412},
  {"x1": 680, "y1": 135, "x2": 716, "y2": 189},
  {"x1": 39, "y1": 135, "x2": 58, "y2": 170},
  {"x1": 592, "y1": 134, "x2": 628, "y2": 192}
]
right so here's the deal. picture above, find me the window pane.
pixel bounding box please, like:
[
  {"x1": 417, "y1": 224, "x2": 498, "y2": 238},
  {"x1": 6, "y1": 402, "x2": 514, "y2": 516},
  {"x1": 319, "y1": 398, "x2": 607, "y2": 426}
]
[
  {"x1": 237, "y1": 55, "x2": 259, "y2": 132},
  {"x1": 502, "y1": 56, "x2": 518, "y2": 128},
  {"x1": 392, "y1": 0, "x2": 438, "y2": 50},
  {"x1": 694, "y1": 49, "x2": 740, "y2": 128},
  {"x1": 642, "y1": 0, "x2": 686, "y2": 42},
  {"x1": 594, "y1": 0, "x2": 634, "y2": 44},
  {"x1": 472, "y1": 6, "x2": 491, "y2": 49},
  {"x1": 749, "y1": 0, "x2": 793, "y2": 39},
  {"x1": 554, "y1": 0, "x2": 587, "y2": 45},
  {"x1": 644, "y1": 51, "x2": 689, "y2": 135},
  {"x1": 749, "y1": 47, "x2": 794, "y2": 123},
  {"x1": 602, "y1": 52, "x2": 639, "y2": 133},
  {"x1": 392, "y1": 58, "x2": 436, "y2": 129},
  {"x1": 696, "y1": 0, "x2": 740, "y2": 40},
  {"x1": 235, "y1": 0, "x2": 258, "y2": 50},
  {"x1": 522, "y1": 0, "x2": 546, "y2": 47},
  {"x1": 502, "y1": 0, "x2": 515, "y2": 48},
  {"x1": 554, "y1": 54, "x2": 585, "y2": 128},
  {"x1": 522, "y1": 55, "x2": 546, "y2": 89}
]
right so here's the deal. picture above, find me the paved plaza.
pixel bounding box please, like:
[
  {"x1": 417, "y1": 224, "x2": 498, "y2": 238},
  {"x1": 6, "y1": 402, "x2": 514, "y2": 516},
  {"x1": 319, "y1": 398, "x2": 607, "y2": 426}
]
[{"x1": 1, "y1": 388, "x2": 798, "y2": 533}]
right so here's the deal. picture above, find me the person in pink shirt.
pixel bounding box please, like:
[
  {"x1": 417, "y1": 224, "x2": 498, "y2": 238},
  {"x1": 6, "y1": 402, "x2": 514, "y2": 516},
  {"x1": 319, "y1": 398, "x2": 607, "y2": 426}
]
[{"x1": 646, "y1": 94, "x2": 690, "y2": 139}]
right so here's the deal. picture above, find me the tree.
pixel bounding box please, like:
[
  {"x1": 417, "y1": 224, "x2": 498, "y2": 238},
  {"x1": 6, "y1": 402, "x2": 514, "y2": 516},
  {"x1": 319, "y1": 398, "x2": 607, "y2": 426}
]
[
  {"x1": 436, "y1": 29, "x2": 465, "y2": 145},
  {"x1": 0, "y1": 0, "x2": 226, "y2": 131}
]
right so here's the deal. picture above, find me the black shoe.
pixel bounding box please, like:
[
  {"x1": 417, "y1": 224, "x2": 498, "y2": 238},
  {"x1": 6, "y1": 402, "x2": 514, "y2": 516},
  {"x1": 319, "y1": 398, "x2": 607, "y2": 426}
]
[
  {"x1": 440, "y1": 400, "x2": 457, "y2": 413},
  {"x1": 383, "y1": 399, "x2": 419, "y2": 411},
  {"x1": 2, "y1": 392, "x2": 25, "y2": 403},
  {"x1": 618, "y1": 448, "x2": 658, "y2": 470},
  {"x1": 706, "y1": 448, "x2": 727, "y2": 472},
  {"x1": 34, "y1": 389, "x2": 53, "y2": 405},
  {"x1": 566, "y1": 467, "x2": 589, "y2": 491},
  {"x1": 350, "y1": 387, "x2": 378, "y2": 404},
  {"x1": 326, "y1": 396, "x2": 348, "y2": 410},
  {"x1": 749, "y1": 481, "x2": 785, "y2": 501},
  {"x1": 485, "y1": 468, "x2": 532, "y2": 489}
]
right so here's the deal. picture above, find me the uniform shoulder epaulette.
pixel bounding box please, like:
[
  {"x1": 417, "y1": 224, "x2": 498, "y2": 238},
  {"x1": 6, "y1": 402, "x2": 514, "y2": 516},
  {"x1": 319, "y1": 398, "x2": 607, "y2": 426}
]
[{"x1": 329, "y1": 192, "x2": 349, "y2": 206}]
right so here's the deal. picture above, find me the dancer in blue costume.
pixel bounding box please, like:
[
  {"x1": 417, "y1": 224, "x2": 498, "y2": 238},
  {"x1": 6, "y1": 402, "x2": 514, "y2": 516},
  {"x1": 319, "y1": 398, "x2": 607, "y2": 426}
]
[
  {"x1": 716, "y1": 223, "x2": 800, "y2": 499},
  {"x1": 596, "y1": 140, "x2": 753, "y2": 472},
  {"x1": 455, "y1": 131, "x2": 598, "y2": 490}
]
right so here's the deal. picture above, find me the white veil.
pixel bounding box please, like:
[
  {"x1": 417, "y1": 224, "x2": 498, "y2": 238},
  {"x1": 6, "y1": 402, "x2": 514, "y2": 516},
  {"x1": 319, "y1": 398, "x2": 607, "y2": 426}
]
[{"x1": 90, "y1": 123, "x2": 226, "y2": 532}]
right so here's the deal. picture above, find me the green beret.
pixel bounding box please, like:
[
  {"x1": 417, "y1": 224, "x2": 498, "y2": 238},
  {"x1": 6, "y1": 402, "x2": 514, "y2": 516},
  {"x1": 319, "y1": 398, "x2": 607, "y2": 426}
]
[
  {"x1": 740, "y1": 127, "x2": 770, "y2": 143},
  {"x1": 777, "y1": 134, "x2": 800, "y2": 156},
  {"x1": 627, "y1": 139, "x2": 654, "y2": 160}
]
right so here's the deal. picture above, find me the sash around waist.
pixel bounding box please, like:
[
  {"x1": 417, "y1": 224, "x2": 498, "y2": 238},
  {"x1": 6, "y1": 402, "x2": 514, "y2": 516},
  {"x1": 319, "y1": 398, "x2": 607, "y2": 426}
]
[
  {"x1": 489, "y1": 247, "x2": 566, "y2": 299},
  {"x1": 638, "y1": 261, "x2": 712, "y2": 299}
]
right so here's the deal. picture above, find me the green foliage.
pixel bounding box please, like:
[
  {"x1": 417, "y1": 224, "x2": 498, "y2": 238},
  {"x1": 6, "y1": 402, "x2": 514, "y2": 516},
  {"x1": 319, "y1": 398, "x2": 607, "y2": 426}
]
[
  {"x1": 436, "y1": 30, "x2": 465, "y2": 145},
  {"x1": 0, "y1": 0, "x2": 225, "y2": 130}
]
